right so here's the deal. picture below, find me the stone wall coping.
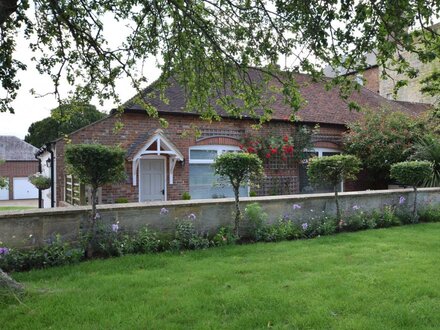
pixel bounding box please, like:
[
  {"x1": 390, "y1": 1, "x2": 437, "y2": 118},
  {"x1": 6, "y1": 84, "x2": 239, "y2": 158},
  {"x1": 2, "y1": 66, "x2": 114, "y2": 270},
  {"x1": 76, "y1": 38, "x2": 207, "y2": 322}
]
[{"x1": 1, "y1": 187, "x2": 439, "y2": 220}]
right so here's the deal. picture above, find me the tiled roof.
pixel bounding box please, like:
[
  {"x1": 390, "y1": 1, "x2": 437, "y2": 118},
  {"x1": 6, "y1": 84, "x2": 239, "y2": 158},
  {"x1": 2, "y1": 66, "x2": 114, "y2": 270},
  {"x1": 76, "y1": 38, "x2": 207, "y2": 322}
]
[
  {"x1": 0, "y1": 136, "x2": 38, "y2": 161},
  {"x1": 124, "y1": 71, "x2": 428, "y2": 125}
]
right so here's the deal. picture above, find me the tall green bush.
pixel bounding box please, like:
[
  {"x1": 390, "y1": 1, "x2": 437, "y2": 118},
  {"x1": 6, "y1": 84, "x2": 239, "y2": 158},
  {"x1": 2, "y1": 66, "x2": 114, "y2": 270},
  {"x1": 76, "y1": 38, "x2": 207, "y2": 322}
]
[
  {"x1": 307, "y1": 155, "x2": 361, "y2": 221},
  {"x1": 344, "y1": 108, "x2": 424, "y2": 186},
  {"x1": 65, "y1": 143, "x2": 126, "y2": 257},
  {"x1": 213, "y1": 153, "x2": 263, "y2": 236},
  {"x1": 390, "y1": 161, "x2": 432, "y2": 222}
]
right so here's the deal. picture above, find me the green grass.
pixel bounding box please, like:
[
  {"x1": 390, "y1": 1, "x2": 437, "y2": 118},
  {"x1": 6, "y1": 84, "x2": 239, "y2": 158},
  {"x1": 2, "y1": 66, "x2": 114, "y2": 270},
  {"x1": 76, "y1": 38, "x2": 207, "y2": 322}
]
[
  {"x1": 0, "y1": 206, "x2": 36, "y2": 211},
  {"x1": 2, "y1": 224, "x2": 440, "y2": 329}
]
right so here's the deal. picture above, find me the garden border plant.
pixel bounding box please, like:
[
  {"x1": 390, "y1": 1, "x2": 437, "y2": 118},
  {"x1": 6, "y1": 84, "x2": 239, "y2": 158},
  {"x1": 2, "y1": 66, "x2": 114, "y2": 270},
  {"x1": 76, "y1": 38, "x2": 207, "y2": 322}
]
[{"x1": 1, "y1": 197, "x2": 440, "y2": 274}]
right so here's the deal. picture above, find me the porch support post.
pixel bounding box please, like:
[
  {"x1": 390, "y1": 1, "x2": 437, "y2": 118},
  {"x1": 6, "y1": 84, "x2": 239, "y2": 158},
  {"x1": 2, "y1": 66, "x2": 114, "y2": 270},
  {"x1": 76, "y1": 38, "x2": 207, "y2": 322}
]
[
  {"x1": 169, "y1": 158, "x2": 177, "y2": 184},
  {"x1": 132, "y1": 158, "x2": 139, "y2": 186}
]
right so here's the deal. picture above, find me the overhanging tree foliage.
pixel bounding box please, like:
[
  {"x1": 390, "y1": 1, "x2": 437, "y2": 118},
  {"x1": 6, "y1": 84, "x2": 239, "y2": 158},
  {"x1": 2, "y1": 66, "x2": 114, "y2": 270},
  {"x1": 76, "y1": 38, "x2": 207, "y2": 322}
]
[
  {"x1": 65, "y1": 143, "x2": 125, "y2": 257},
  {"x1": 213, "y1": 152, "x2": 263, "y2": 236},
  {"x1": 390, "y1": 161, "x2": 433, "y2": 222},
  {"x1": 0, "y1": 1, "x2": 438, "y2": 119},
  {"x1": 307, "y1": 155, "x2": 361, "y2": 222}
]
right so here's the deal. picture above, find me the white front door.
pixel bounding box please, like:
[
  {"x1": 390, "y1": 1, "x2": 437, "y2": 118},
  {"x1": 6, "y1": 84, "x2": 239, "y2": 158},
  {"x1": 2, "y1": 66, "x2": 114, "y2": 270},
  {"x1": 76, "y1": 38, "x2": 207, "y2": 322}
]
[{"x1": 139, "y1": 158, "x2": 166, "y2": 202}]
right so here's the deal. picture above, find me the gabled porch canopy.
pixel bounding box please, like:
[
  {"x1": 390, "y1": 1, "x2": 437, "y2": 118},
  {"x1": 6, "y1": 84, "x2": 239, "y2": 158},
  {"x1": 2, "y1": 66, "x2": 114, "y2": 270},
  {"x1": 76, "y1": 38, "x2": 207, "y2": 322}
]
[{"x1": 131, "y1": 129, "x2": 184, "y2": 185}]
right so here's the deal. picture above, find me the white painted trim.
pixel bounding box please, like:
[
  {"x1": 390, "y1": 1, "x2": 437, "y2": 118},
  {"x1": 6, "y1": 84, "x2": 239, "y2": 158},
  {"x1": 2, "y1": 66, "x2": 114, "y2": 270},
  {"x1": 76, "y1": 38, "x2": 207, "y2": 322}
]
[
  {"x1": 138, "y1": 156, "x2": 167, "y2": 202},
  {"x1": 132, "y1": 129, "x2": 183, "y2": 186},
  {"x1": 189, "y1": 145, "x2": 241, "y2": 164}
]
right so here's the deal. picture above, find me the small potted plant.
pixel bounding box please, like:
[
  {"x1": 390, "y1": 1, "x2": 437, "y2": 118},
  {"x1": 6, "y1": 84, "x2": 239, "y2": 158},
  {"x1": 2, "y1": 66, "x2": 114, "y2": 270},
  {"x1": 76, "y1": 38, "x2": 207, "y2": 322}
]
[{"x1": 29, "y1": 173, "x2": 51, "y2": 190}]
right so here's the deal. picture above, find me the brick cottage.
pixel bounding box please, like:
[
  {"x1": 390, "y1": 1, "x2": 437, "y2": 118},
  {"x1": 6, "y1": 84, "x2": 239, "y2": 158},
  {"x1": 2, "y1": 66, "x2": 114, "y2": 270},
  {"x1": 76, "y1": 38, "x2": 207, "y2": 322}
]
[{"x1": 36, "y1": 73, "x2": 429, "y2": 207}]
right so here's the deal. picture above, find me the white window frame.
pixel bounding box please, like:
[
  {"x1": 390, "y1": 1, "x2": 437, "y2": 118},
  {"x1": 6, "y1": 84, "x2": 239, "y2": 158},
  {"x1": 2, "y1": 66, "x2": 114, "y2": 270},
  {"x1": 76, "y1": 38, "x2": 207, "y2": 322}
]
[
  {"x1": 189, "y1": 145, "x2": 242, "y2": 164},
  {"x1": 188, "y1": 145, "x2": 249, "y2": 197}
]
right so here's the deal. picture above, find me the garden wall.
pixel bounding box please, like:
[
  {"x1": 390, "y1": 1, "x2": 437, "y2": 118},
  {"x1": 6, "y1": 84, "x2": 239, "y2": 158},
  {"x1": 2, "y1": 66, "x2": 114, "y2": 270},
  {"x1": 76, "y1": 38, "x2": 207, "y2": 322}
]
[{"x1": 1, "y1": 188, "x2": 440, "y2": 248}]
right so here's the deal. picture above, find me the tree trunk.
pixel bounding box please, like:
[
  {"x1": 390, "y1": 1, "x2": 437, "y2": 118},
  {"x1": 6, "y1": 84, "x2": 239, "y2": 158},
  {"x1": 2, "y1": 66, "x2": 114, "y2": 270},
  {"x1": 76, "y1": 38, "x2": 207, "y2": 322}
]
[
  {"x1": 0, "y1": 268, "x2": 23, "y2": 293},
  {"x1": 413, "y1": 186, "x2": 419, "y2": 223},
  {"x1": 233, "y1": 187, "x2": 241, "y2": 237},
  {"x1": 334, "y1": 185, "x2": 341, "y2": 223},
  {"x1": 86, "y1": 187, "x2": 98, "y2": 258}
]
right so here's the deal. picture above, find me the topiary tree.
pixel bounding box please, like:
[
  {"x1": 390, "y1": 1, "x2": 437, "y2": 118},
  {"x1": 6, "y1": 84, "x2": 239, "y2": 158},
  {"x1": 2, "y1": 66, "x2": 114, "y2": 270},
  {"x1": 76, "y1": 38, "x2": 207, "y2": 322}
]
[
  {"x1": 65, "y1": 144, "x2": 126, "y2": 257},
  {"x1": 213, "y1": 153, "x2": 263, "y2": 237},
  {"x1": 390, "y1": 161, "x2": 433, "y2": 222},
  {"x1": 307, "y1": 155, "x2": 362, "y2": 222}
]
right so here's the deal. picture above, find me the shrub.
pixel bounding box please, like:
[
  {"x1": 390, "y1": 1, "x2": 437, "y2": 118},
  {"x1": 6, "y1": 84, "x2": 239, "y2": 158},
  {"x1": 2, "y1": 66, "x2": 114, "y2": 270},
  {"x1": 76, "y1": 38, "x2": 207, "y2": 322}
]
[
  {"x1": 419, "y1": 206, "x2": 440, "y2": 223},
  {"x1": 0, "y1": 235, "x2": 84, "y2": 272},
  {"x1": 307, "y1": 155, "x2": 361, "y2": 221},
  {"x1": 344, "y1": 212, "x2": 368, "y2": 231},
  {"x1": 182, "y1": 192, "x2": 191, "y2": 200},
  {"x1": 317, "y1": 221, "x2": 337, "y2": 236},
  {"x1": 390, "y1": 161, "x2": 433, "y2": 222},
  {"x1": 213, "y1": 227, "x2": 237, "y2": 246},
  {"x1": 244, "y1": 203, "x2": 268, "y2": 240},
  {"x1": 128, "y1": 227, "x2": 161, "y2": 254},
  {"x1": 372, "y1": 206, "x2": 400, "y2": 228},
  {"x1": 169, "y1": 221, "x2": 211, "y2": 251},
  {"x1": 28, "y1": 173, "x2": 51, "y2": 190},
  {"x1": 344, "y1": 108, "x2": 425, "y2": 184},
  {"x1": 258, "y1": 219, "x2": 303, "y2": 242},
  {"x1": 115, "y1": 197, "x2": 129, "y2": 203}
]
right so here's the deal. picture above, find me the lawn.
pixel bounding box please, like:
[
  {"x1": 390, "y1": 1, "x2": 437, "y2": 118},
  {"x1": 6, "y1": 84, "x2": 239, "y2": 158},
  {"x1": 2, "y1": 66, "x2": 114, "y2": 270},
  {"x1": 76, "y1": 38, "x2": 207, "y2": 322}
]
[
  {"x1": 2, "y1": 224, "x2": 440, "y2": 329},
  {"x1": 0, "y1": 206, "x2": 36, "y2": 212}
]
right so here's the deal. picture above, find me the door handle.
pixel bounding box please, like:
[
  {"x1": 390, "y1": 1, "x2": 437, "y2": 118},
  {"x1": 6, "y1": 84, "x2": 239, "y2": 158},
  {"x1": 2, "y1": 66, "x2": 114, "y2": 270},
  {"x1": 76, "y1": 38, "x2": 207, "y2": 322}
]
[{"x1": 161, "y1": 189, "x2": 165, "y2": 195}]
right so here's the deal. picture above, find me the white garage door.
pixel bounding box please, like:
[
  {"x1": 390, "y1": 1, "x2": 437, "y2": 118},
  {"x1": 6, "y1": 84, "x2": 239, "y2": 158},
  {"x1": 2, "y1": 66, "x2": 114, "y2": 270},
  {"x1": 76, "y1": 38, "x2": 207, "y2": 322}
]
[
  {"x1": 0, "y1": 181, "x2": 8, "y2": 200},
  {"x1": 13, "y1": 177, "x2": 38, "y2": 200}
]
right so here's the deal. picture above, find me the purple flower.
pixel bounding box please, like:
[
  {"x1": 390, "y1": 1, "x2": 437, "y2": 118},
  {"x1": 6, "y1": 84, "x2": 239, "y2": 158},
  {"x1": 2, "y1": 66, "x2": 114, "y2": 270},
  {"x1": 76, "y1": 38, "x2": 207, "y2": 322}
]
[
  {"x1": 160, "y1": 207, "x2": 169, "y2": 215},
  {"x1": 188, "y1": 213, "x2": 197, "y2": 220},
  {"x1": 399, "y1": 196, "x2": 406, "y2": 205},
  {"x1": 352, "y1": 205, "x2": 360, "y2": 210},
  {"x1": 111, "y1": 223, "x2": 119, "y2": 232},
  {"x1": 0, "y1": 247, "x2": 9, "y2": 255},
  {"x1": 301, "y1": 223, "x2": 308, "y2": 230},
  {"x1": 292, "y1": 204, "x2": 301, "y2": 210}
]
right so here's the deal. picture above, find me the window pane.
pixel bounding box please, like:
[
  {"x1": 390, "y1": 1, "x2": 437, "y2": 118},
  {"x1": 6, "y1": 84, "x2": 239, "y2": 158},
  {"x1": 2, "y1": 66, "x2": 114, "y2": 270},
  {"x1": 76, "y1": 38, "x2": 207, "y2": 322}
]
[
  {"x1": 189, "y1": 164, "x2": 247, "y2": 199},
  {"x1": 190, "y1": 149, "x2": 218, "y2": 160},
  {"x1": 322, "y1": 152, "x2": 341, "y2": 157}
]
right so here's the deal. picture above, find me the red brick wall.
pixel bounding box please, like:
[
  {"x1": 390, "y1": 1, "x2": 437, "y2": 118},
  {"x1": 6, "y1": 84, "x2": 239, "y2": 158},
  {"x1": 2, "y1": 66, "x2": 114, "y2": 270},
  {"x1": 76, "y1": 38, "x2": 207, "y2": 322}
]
[
  {"x1": 363, "y1": 67, "x2": 380, "y2": 93},
  {"x1": 0, "y1": 161, "x2": 39, "y2": 199},
  {"x1": 54, "y1": 113, "x2": 350, "y2": 205},
  {"x1": 347, "y1": 66, "x2": 380, "y2": 93}
]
